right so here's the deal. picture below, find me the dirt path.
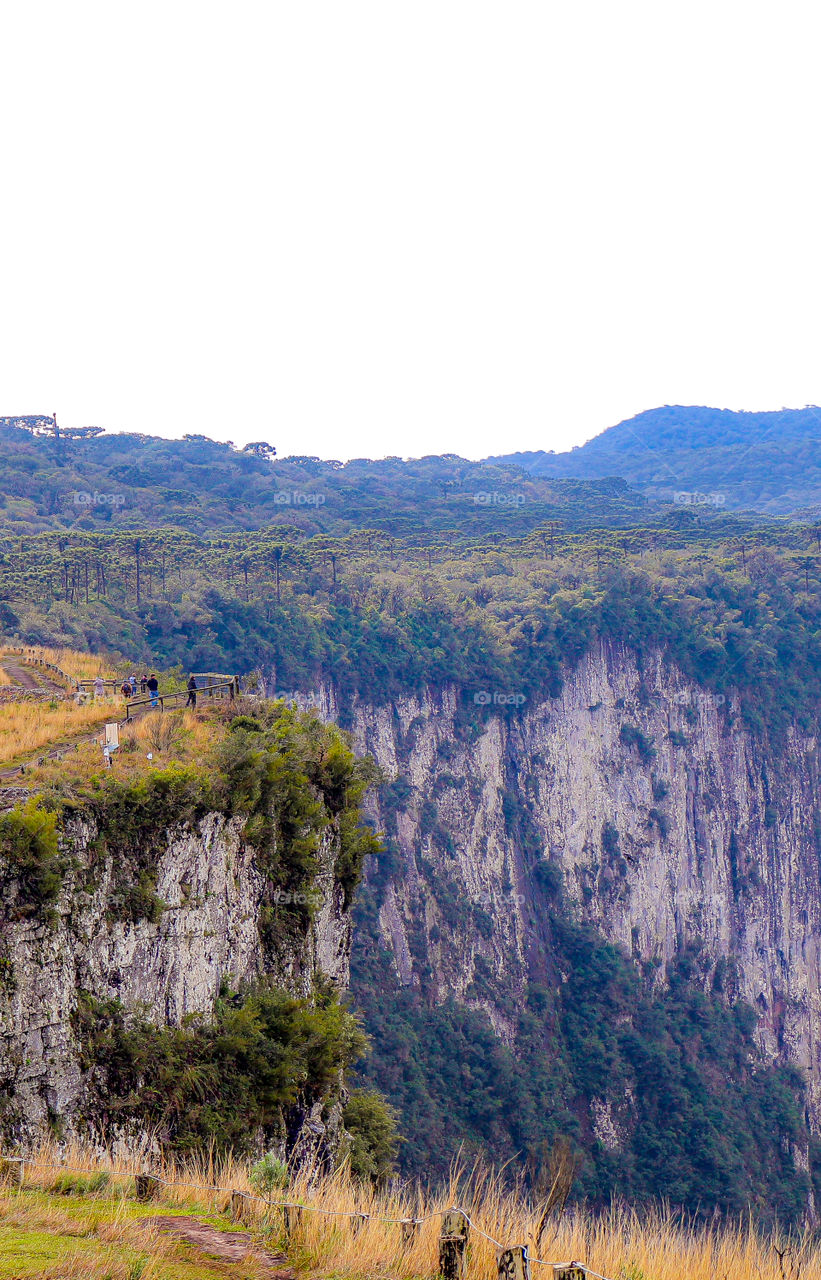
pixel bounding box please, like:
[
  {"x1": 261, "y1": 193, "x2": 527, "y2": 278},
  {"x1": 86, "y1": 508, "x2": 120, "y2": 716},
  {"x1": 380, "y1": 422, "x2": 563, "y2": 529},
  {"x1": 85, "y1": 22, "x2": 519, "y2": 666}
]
[
  {"x1": 148, "y1": 1215, "x2": 294, "y2": 1277},
  {"x1": 0, "y1": 659, "x2": 66, "y2": 692}
]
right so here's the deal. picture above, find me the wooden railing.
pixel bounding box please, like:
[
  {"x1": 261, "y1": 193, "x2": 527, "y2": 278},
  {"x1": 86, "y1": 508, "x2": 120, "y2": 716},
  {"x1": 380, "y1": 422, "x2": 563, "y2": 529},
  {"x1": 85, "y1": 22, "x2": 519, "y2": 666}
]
[{"x1": 124, "y1": 676, "x2": 238, "y2": 720}]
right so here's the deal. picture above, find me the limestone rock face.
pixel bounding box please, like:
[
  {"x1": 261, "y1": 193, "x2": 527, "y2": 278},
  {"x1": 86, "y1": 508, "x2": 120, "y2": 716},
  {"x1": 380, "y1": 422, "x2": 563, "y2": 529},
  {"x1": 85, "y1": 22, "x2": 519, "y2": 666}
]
[
  {"x1": 0, "y1": 810, "x2": 350, "y2": 1145},
  {"x1": 277, "y1": 642, "x2": 821, "y2": 1126}
]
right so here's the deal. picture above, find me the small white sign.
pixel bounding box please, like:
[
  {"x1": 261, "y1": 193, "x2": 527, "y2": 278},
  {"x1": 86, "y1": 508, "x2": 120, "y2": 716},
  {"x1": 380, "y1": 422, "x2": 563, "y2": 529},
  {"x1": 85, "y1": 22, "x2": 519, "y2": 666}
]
[{"x1": 104, "y1": 722, "x2": 120, "y2": 750}]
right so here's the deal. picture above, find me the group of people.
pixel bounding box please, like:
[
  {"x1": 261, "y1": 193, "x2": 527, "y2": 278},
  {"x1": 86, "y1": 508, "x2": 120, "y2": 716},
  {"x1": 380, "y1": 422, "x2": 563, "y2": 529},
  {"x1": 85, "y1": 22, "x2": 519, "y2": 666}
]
[
  {"x1": 90, "y1": 671, "x2": 200, "y2": 709},
  {"x1": 119, "y1": 673, "x2": 161, "y2": 705},
  {"x1": 113, "y1": 672, "x2": 198, "y2": 708}
]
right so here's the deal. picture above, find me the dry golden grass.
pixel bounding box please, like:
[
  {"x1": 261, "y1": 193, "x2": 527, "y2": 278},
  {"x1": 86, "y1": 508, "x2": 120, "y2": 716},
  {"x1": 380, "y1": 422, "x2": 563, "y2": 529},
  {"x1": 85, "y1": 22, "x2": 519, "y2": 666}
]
[
  {"x1": 9, "y1": 1139, "x2": 819, "y2": 1280},
  {"x1": 0, "y1": 644, "x2": 119, "y2": 683},
  {"x1": 0, "y1": 698, "x2": 120, "y2": 769},
  {"x1": 0, "y1": 644, "x2": 120, "y2": 687},
  {"x1": 17, "y1": 707, "x2": 222, "y2": 795}
]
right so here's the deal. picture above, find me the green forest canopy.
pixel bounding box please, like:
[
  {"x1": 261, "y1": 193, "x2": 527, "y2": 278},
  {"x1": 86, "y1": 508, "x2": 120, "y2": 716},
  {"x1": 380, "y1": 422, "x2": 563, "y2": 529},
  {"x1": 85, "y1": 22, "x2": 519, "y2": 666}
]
[{"x1": 1, "y1": 520, "x2": 820, "y2": 737}]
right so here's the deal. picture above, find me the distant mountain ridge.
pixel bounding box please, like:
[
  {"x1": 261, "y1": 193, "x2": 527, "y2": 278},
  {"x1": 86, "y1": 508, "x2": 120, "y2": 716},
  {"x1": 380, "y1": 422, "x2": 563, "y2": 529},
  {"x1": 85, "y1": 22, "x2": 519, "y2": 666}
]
[
  {"x1": 490, "y1": 405, "x2": 821, "y2": 515},
  {"x1": 0, "y1": 416, "x2": 752, "y2": 538}
]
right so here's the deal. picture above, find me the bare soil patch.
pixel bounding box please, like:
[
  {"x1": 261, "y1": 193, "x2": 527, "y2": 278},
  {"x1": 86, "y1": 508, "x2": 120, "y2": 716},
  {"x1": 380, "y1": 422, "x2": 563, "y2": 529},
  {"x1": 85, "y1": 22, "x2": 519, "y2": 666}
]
[{"x1": 148, "y1": 1215, "x2": 294, "y2": 1277}]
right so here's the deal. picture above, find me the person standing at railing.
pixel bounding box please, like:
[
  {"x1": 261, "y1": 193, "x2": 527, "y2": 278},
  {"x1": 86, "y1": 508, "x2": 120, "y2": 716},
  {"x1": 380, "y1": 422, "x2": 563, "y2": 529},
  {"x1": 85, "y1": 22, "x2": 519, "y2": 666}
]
[
  {"x1": 140, "y1": 673, "x2": 148, "y2": 694},
  {"x1": 120, "y1": 677, "x2": 132, "y2": 698},
  {"x1": 93, "y1": 676, "x2": 105, "y2": 699},
  {"x1": 186, "y1": 675, "x2": 198, "y2": 708},
  {"x1": 147, "y1": 673, "x2": 159, "y2": 708}
]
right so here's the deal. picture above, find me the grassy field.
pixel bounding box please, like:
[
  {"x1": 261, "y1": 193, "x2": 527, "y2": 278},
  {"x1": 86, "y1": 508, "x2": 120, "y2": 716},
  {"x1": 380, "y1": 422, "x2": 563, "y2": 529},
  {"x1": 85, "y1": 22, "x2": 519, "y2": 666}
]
[
  {"x1": 0, "y1": 644, "x2": 120, "y2": 684},
  {"x1": 14, "y1": 706, "x2": 223, "y2": 793},
  {"x1": 0, "y1": 697, "x2": 120, "y2": 769},
  {"x1": 0, "y1": 644, "x2": 213, "y2": 772},
  {"x1": 3, "y1": 1140, "x2": 817, "y2": 1280},
  {"x1": 0, "y1": 1188, "x2": 274, "y2": 1278}
]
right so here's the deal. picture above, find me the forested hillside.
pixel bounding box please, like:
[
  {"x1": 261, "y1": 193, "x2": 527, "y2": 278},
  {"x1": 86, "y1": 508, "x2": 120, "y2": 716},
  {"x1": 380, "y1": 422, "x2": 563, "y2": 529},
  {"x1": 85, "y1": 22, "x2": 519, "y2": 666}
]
[
  {"x1": 493, "y1": 405, "x2": 821, "y2": 515},
  {"x1": 0, "y1": 416, "x2": 760, "y2": 536},
  {"x1": 2, "y1": 520, "x2": 820, "y2": 737}
]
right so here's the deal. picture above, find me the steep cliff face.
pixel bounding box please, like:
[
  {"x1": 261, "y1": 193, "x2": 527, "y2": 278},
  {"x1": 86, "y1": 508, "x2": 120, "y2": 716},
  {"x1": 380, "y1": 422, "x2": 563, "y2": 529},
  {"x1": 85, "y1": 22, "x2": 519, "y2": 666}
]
[
  {"x1": 0, "y1": 804, "x2": 350, "y2": 1146},
  {"x1": 277, "y1": 641, "x2": 821, "y2": 1127}
]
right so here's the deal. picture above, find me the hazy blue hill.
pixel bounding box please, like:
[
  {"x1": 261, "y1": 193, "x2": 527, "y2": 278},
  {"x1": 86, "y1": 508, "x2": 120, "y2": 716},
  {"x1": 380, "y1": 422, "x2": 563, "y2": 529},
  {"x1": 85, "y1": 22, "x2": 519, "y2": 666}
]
[{"x1": 491, "y1": 405, "x2": 821, "y2": 515}]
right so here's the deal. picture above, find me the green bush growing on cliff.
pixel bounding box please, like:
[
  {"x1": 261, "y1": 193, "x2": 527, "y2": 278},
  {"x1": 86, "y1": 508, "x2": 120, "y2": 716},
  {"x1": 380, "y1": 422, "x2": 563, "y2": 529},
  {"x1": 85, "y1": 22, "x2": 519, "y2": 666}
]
[
  {"x1": 0, "y1": 799, "x2": 61, "y2": 920},
  {"x1": 74, "y1": 979, "x2": 369, "y2": 1157}
]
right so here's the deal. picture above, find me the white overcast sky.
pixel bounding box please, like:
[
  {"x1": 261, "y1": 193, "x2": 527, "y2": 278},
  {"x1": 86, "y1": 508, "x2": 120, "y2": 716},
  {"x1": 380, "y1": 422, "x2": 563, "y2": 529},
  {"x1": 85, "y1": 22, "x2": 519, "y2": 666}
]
[{"x1": 2, "y1": 1, "x2": 820, "y2": 460}]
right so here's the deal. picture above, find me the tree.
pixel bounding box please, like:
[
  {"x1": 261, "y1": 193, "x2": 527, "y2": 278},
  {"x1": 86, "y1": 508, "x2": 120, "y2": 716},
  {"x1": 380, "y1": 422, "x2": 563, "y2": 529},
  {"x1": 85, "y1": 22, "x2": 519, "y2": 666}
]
[
  {"x1": 271, "y1": 546, "x2": 283, "y2": 605},
  {"x1": 243, "y1": 442, "x2": 277, "y2": 460}
]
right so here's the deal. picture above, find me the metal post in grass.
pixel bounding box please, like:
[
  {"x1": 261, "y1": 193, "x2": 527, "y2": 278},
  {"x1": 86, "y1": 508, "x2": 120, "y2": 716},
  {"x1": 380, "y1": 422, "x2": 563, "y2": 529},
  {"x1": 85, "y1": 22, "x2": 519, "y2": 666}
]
[
  {"x1": 439, "y1": 1209, "x2": 469, "y2": 1280},
  {"x1": 351, "y1": 1213, "x2": 368, "y2": 1237},
  {"x1": 0, "y1": 1157, "x2": 24, "y2": 1189},
  {"x1": 498, "y1": 1246, "x2": 531, "y2": 1280}
]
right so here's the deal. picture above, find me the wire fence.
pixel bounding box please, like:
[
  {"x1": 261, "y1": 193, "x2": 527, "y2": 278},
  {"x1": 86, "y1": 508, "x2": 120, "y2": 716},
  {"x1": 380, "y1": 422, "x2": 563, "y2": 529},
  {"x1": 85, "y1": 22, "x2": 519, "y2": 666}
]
[{"x1": 0, "y1": 1155, "x2": 614, "y2": 1279}]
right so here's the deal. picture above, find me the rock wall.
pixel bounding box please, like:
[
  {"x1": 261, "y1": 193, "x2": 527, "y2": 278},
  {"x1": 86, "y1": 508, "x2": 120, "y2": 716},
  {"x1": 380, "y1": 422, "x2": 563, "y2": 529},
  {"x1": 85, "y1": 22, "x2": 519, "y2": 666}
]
[
  {"x1": 0, "y1": 807, "x2": 350, "y2": 1146},
  {"x1": 276, "y1": 641, "x2": 821, "y2": 1127}
]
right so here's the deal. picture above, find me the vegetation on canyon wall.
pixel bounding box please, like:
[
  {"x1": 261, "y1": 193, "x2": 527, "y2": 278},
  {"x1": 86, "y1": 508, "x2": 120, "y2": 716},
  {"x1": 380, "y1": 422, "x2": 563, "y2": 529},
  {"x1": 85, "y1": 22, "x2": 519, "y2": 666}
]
[
  {"x1": 352, "y1": 889, "x2": 811, "y2": 1225},
  {"x1": 73, "y1": 980, "x2": 372, "y2": 1157}
]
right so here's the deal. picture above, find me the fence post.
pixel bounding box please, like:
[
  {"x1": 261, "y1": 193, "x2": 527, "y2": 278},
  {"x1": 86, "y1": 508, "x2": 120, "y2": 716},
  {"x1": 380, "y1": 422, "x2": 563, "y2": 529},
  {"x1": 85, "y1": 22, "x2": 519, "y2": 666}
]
[
  {"x1": 351, "y1": 1212, "x2": 367, "y2": 1236},
  {"x1": 552, "y1": 1267, "x2": 586, "y2": 1280},
  {"x1": 284, "y1": 1204, "x2": 303, "y2": 1239},
  {"x1": 498, "y1": 1246, "x2": 531, "y2": 1280},
  {"x1": 0, "y1": 1158, "x2": 24, "y2": 1188},
  {"x1": 230, "y1": 1190, "x2": 252, "y2": 1224},
  {"x1": 135, "y1": 1174, "x2": 160, "y2": 1202},
  {"x1": 400, "y1": 1218, "x2": 418, "y2": 1249},
  {"x1": 439, "y1": 1209, "x2": 469, "y2": 1280}
]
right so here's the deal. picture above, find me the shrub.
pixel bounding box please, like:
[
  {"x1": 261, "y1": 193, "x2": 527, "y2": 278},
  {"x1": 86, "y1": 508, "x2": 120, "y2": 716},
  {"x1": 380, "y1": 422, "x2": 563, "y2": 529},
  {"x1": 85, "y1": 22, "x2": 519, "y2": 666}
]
[
  {"x1": 249, "y1": 1150, "x2": 289, "y2": 1198},
  {"x1": 533, "y1": 859, "x2": 563, "y2": 898},
  {"x1": 343, "y1": 1088, "x2": 399, "y2": 1183},
  {"x1": 74, "y1": 979, "x2": 369, "y2": 1157},
  {"x1": 229, "y1": 715, "x2": 263, "y2": 733},
  {"x1": 601, "y1": 822, "x2": 620, "y2": 858},
  {"x1": 619, "y1": 724, "x2": 656, "y2": 763},
  {"x1": 0, "y1": 799, "x2": 61, "y2": 920}
]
